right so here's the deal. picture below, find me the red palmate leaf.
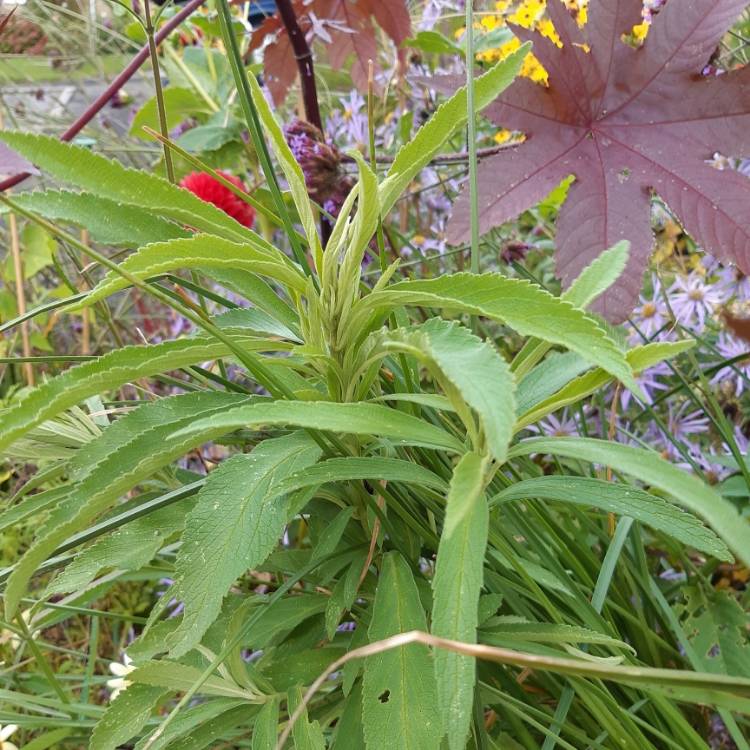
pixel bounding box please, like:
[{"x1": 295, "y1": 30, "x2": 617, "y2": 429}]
[
  {"x1": 443, "y1": 0, "x2": 750, "y2": 322},
  {"x1": 250, "y1": 0, "x2": 411, "y2": 106}
]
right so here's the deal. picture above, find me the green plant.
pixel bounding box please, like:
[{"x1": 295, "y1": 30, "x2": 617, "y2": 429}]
[{"x1": 2, "y1": 34, "x2": 750, "y2": 750}]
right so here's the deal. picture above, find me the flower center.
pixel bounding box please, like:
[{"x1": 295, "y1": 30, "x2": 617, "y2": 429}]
[
  {"x1": 642, "y1": 302, "x2": 657, "y2": 318},
  {"x1": 688, "y1": 288, "x2": 704, "y2": 301}
]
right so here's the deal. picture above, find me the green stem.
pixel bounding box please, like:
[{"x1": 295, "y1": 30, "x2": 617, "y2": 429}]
[
  {"x1": 214, "y1": 0, "x2": 315, "y2": 282},
  {"x1": 464, "y1": 0, "x2": 480, "y2": 275},
  {"x1": 143, "y1": 0, "x2": 175, "y2": 183}
]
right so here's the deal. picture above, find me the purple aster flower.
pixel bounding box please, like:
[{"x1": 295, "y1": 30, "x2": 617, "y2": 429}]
[
  {"x1": 339, "y1": 91, "x2": 367, "y2": 146},
  {"x1": 620, "y1": 361, "x2": 671, "y2": 410},
  {"x1": 668, "y1": 273, "x2": 723, "y2": 331},
  {"x1": 530, "y1": 410, "x2": 581, "y2": 438},
  {"x1": 666, "y1": 402, "x2": 709, "y2": 448},
  {"x1": 717, "y1": 265, "x2": 750, "y2": 301},
  {"x1": 711, "y1": 332, "x2": 750, "y2": 396},
  {"x1": 630, "y1": 277, "x2": 670, "y2": 339}
]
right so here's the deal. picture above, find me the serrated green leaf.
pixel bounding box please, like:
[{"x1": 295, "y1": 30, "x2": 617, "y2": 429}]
[
  {"x1": 174, "y1": 400, "x2": 465, "y2": 453},
  {"x1": 4, "y1": 393, "x2": 250, "y2": 619},
  {"x1": 515, "y1": 340, "x2": 695, "y2": 430},
  {"x1": 10, "y1": 189, "x2": 190, "y2": 246},
  {"x1": 362, "y1": 552, "x2": 441, "y2": 750},
  {"x1": 311, "y1": 506, "x2": 355, "y2": 564},
  {"x1": 680, "y1": 586, "x2": 750, "y2": 678},
  {"x1": 509, "y1": 438, "x2": 749, "y2": 566},
  {"x1": 245, "y1": 73, "x2": 323, "y2": 267},
  {"x1": 335, "y1": 151, "x2": 380, "y2": 296},
  {"x1": 45, "y1": 500, "x2": 192, "y2": 595},
  {"x1": 0, "y1": 334, "x2": 280, "y2": 456},
  {"x1": 274, "y1": 456, "x2": 448, "y2": 498},
  {"x1": 130, "y1": 660, "x2": 253, "y2": 699},
  {"x1": 431, "y1": 452, "x2": 489, "y2": 750},
  {"x1": 383, "y1": 319, "x2": 515, "y2": 462},
  {"x1": 288, "y1": 685, "x2": 326, "y2": 750},
  {"x1": 359, "y1": 273, "x2": 639, "y2": 396},
  {"x1": 0, "y1": 485, "x2": 68, "y2": 533},
  {"x1": 252, "y1": 695, "x2": 280, "y2": 750},
  {"x1": 164, "y1": 432, "x2": 322, "y2": 656},
  {"x1": 132, "y1": 699, "x2": 247, "y2": 750},
  {"x1": 241, "y1": 594, "x2": 328, "y2": 651},
  {"x1": 561, "y1": 241, "x2": 630, "y2": 310},
  {"x1": 214, "y1": 307, "x2": 300, "y2": 342},
  {"x1": 379, "y1": 45, "x2": 528, "y2": 216},
  {"x1": 73, "y1": 234, "x2": 307, "y2": 310},
  {"x1": 480, "y1": 620, "x2": 635, "y2": 653},
  {"x1": 90, "y1": 684, "x2": 166, "y2": 750},
  {"x1": 492, "y1": 476, "x2": 729, "y2": 560},
  {"x1": 0, "y1": 131, "x2": 253, "y2": 242}
]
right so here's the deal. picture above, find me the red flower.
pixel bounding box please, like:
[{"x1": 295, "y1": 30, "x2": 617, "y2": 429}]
[{"x1": 179, "y1": 171, "x2": 256, "y2": 229}]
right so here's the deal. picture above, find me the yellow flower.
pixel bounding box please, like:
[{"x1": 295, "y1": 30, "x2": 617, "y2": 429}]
[
  {"x1": 508, "y1": 0, "x2": 546, "y2": 28},
  {"x1": 454, "y1": 26, "x2": 466, "y2": 40},
  {"x1": 494, "y1": 129, "x2": 512, "y2": 144},
  {"x1": 521, "y1": 53, "x2": 549, "y2": 84},
  {"x1": 495, "y1": 0, "x2": 512, "y2": 10},
  {"x1": 480, "y1": 15, "x2": 500, "y2": 31},
  {"x1": 632, "y1": 21, "x2": 650, "y2": 43},
  {"x1": 536, "y1": 17, "x2": 561, "y2": 47}
]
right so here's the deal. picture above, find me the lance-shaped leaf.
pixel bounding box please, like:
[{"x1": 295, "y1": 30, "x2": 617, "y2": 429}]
[
  {"x1": 73, "y1": 234, "x2": 307, "y2": 309},
  {"x1": 0, "y1": 334, "x2": 286, "y2": 455},
  {"x1": 0, "y1": 131, "x2": 255, "y2": 243},
  {"x1": 173, "y1": 400, "x2": 465, "y2": 453},
  {"x1": 509, "y1": 437, "x2": 750, "y2": 566},
  {"x1": 362, "y1": 552, "x2": 442, "y2": 750},
  {"x1": 492, "y1": 476, "x2": 730, "y2": 560},
  {"x1": 3, "y1": 393, "x2": 251, "y2": 619},
  {"x1": 381, "y1": 319, "x2": 516, "y2": 462},
  {"x1": 8, "y1": 189, "x2": 190, "y2": 246},
  {"x1": 380, "y1": 43, "x2": 529, "y2": 217},
  {"x1": 436, "y1": 0, "x2": 750, "y2": 321},
  {"x1": 164, "y1": 432, "x2": 322, "y2": 656},
  {"x1": 359, "y1": 273, "x2": 641, "y2": 396},
  {"x1": 431, "y1": 452, "x2": 489, "y2": 750}
]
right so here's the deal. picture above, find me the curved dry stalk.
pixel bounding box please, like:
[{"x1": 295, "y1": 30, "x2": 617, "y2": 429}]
[{"x1": 276, "y1": 629, "x2": 750, "y2": 749}]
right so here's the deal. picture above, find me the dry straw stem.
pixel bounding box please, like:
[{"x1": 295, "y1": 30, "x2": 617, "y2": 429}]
[{"x1": 276, "y1": 629, "x2": 750, "y2": 748}]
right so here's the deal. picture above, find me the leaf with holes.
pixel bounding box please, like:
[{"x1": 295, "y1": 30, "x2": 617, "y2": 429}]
[{"x1": 438, "y1": 0, "x2": 750, "y2": 321}]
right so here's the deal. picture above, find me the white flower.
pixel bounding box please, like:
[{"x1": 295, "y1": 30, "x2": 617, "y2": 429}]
[
  {"x1": 0, "y1": 609, "x2": 40, "y2": 651},
  {"x1": 0, "y1": 724, "x2": 19, "y2": 750},
  {"x1": 107, "y1": 654, "x2": 135, "y2": 701}
]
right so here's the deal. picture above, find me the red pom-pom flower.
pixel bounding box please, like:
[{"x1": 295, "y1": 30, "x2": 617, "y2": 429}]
[{"x1": 179, "y1": 171, "x2": 256, "y2": 229}]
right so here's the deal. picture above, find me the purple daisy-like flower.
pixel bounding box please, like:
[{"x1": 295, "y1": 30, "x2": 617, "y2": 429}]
[
  {"x1": 668, "y1": 273, "x2": 723, "y2": 332},
  {"x1": 630, "y1": 277, "x2": 670, "y2": 339},
  {"x1": 620, "y1": 361, "x2": 671, "y2": 410},
  {"x1": 711, "y1": 332, "x2": 750, "y2": 397},
  {"x1": 339, "y1": 91, "x2": 368, "y2": 146},
  {"x1": 717, "y1": 265, "x2": 750, "y2": 302},
  {"x1": 665, "y1": 402, "x2": 709, "y2": 454},
  {"x1": 530, "y1": 410, "x2": 581, "y2": 438}
]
